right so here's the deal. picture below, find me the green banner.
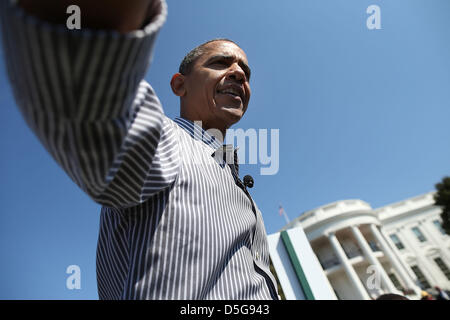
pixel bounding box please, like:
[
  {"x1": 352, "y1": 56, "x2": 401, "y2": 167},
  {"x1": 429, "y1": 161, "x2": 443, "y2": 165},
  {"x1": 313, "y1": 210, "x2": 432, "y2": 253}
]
[{"x1": 280, "y1": 230, "x2": 315, "y2": 300}]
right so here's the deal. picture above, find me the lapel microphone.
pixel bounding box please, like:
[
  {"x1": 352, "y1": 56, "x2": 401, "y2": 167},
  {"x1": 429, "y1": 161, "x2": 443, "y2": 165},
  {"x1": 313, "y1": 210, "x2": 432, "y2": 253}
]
[{"x1": 243, "y1": 175, "x2": 254, "y2": 188}]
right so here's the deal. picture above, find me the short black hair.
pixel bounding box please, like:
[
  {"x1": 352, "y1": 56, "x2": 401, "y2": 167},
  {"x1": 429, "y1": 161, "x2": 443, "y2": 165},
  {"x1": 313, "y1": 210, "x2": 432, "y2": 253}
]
[
  {"x1": 376, "y1": 293, "x2": 409, "y2": 300},
  {"x1": 178, "y1": 38, "x2": 239, "y2": 75}
]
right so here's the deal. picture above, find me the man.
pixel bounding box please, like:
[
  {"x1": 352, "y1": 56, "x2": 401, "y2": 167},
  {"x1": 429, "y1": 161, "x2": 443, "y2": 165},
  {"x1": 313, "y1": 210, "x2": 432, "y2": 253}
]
[
  {"x1": 1, "y1": 0, "x2": 279, "y2": 299},
  {"x1": 435, "y1": 286, "x2": 449, "y2": 300}
]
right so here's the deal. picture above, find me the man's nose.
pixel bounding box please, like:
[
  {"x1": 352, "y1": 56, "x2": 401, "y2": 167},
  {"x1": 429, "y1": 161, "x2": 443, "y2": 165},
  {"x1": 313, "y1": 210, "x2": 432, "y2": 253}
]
[{"x1": 226, "y1": 63, "x2": 246, "y2": 83}]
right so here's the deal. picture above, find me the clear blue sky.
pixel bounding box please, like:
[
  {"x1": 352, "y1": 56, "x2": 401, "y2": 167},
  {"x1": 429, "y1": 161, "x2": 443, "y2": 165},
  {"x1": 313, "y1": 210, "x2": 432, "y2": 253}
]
[{"x1": 1, "y1": 0, "x2": 449, "y2": 299}]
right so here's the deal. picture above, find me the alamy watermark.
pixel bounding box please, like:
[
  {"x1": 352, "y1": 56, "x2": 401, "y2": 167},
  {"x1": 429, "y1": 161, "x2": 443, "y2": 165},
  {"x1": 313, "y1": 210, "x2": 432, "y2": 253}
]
[
  {"x1": 366, "y1": 265, "x2": 381, "y2": 290},
  {"x1": 65, "y1": 4, "x2": 382, "y2": 31},
  {"x1": 188, "y1": 121, "x2": 280, "y2": 176},
  {"x1": 367, "y1": 5, "x2": 381, "y2": 30},
  {"x1": 66, "y1": 5, "x2": 81, "y2": 30},
  {"x1": 66, "y1": 264, "x2": 81, "y2": 290}
]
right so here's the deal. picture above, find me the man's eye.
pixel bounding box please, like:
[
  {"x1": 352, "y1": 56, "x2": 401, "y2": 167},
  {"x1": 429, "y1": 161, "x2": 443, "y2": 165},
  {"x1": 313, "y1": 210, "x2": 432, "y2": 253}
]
[{"x1": 212, "y1": 61, "x2": 228, "y2": 66}]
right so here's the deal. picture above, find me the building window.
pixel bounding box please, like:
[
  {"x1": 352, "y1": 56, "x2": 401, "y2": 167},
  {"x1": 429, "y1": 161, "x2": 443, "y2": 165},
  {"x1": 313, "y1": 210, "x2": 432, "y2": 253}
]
[
  {"x1": 411, "y1": 227, "x2": 427, "y2": 243},
  {"x1": 433, "y1": 220, "x2": 446, "y2": 235},
  {"x1": 388, "y1": 273, "x2": 403, "y2": 291},
  {"x1": 434, "y1": 257, "x2": 450, "y2": 281},
  {"x1": 410, "y1": 265, "x2": 431, "y2": 289},
  {"x1": 368, "y1": 240, "x2": 380, "y2": 252},
  {"x1": 343, "y1": 246, "x2": 362, "y2": 259},
  {"x1": 389, "y1": 234, "x2": 404, "y2": 250},
  {"x1": 319, "y1": 255, "x2": 340, "y2": 270}
]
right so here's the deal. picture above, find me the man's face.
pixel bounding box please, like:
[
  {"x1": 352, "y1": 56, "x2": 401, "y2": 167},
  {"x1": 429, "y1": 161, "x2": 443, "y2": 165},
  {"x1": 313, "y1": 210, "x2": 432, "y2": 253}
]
[{"x1": 182, "y1": 41, "x2": 251, "y2": 131}]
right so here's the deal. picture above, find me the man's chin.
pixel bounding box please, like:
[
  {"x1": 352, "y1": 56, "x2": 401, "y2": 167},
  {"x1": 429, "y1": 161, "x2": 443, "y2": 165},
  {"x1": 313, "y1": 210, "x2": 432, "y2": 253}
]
[{"x1": 220, "y1": 106, "x2": 245, "y2": 124}]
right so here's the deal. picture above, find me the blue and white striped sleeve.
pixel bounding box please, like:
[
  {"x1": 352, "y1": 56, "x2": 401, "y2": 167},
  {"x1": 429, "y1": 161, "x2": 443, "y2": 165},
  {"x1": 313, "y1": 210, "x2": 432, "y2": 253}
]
[{"x1": 0, "y1": 0, "x2": 180, "y2": 208}]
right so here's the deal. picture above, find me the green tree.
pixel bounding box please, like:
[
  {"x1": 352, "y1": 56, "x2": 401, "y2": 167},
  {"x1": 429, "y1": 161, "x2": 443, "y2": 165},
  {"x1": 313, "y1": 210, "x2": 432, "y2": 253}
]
[{"x1": 434, "y1": 177, "x2": 450, "y2": 235}]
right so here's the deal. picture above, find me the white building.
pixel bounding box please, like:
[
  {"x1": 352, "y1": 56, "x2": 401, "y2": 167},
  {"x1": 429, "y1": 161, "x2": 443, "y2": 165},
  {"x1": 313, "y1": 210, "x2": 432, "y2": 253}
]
[
  {"x1": 271, "y1": 192, "x2": 450, "y2": 300},
  {"x1": 267, "y1": 225, "x2": 338, "y2": 300}
]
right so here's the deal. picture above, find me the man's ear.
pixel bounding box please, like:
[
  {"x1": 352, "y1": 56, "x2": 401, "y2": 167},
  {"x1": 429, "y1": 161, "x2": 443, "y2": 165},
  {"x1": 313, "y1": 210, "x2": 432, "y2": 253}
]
[{"x1": 170, "y1": 73, "x2": 186, "y2": 97}]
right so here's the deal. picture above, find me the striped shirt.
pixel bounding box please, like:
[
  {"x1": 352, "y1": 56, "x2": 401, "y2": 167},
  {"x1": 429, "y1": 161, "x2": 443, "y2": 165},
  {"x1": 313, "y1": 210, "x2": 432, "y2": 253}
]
[{"x1": 0, "y1": 0, "x2": 279, "y2": 300}]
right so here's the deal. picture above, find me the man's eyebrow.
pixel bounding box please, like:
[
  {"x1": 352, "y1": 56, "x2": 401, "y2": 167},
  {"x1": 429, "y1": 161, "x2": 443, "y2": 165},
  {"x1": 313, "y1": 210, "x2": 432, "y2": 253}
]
[{"x1": 206, "y1": 54, "x2": 251, "y2": 80}]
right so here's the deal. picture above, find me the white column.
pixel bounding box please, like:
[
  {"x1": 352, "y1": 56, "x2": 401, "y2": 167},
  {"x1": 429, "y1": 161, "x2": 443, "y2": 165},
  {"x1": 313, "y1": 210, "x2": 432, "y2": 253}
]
[
  {"x1": 419, "y1": 220, "x2": 450, "y2": 265},
  {"x1": 328, "y1": 232, "x2": 371, "y2": 300},
  {"x1": 369, "y1": 224, "x2": 421, "y2": 295},
  {"x1": 350, "y1": 225, "x2": 399, "y2": 294},
  {"x1": 382, "y1": 227, "x2": 418, "y2": 280},
  {"x1": 397, "y1": 226, "x2": 441, "y2": 285}
]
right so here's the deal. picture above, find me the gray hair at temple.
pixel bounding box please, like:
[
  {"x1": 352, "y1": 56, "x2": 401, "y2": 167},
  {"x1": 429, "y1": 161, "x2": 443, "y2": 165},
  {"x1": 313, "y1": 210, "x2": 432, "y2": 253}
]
[{"x1": 178, "y1": 38, "x2": 239, "y2": 75}]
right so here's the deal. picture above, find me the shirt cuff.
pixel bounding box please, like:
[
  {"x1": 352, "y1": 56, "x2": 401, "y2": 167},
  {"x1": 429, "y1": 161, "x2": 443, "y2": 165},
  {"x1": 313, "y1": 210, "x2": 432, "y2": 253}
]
[{"x1": 1, "y1": 0, "x2": 167, "y2": 121}]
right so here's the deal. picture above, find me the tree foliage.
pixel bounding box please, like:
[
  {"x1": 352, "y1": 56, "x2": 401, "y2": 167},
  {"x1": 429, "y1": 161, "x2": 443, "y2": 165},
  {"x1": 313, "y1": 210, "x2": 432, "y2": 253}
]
[{"x1": 434, "y1": 177, "x2": 450, "y2": 235}]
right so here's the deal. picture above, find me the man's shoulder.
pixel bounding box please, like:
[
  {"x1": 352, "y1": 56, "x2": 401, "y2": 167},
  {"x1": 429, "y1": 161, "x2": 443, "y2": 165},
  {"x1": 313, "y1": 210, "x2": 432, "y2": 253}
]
[{"x1": 136, "y1": 80, "x2": 198, "y2": 144}]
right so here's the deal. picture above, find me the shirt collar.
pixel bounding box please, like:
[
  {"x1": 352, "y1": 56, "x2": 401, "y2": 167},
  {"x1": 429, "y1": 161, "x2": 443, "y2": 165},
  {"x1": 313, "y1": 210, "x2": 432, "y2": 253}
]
[
  {"x1": 174, "y1": 117, "x2": 223, "y2": 150},
  {"x1": 174, "y1": 117, "x2": 239, "y2": 173}
]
